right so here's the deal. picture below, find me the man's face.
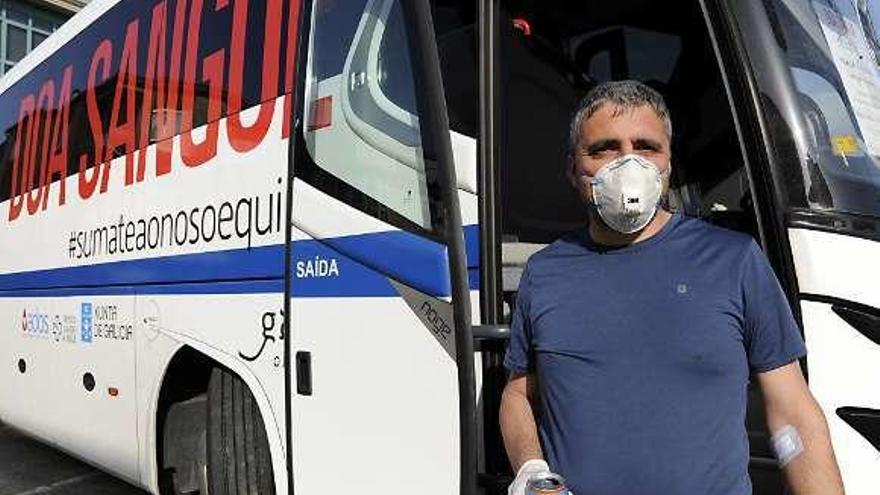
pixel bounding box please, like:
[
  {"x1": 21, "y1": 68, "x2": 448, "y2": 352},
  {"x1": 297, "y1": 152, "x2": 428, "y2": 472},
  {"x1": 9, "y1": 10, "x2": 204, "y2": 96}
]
[{"x1": 569, "y1": 103, "x2": 672, "y2": 205}]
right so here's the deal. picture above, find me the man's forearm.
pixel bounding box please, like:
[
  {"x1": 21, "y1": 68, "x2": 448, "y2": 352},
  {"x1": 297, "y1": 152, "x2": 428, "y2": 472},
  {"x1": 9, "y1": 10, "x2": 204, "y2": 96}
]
[
  {"x1": 776, "y1": 404, "x2": 844, "y2": 494},
  {"x1": 500, "y1": 383, "x2": 543, "y2": 472}
]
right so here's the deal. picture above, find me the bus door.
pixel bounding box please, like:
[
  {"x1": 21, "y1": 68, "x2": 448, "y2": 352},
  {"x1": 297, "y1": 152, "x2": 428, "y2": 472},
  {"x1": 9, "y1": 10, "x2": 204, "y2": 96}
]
[
  {"x1": 288, "y1": 0, "x2": 476, "y2": 493},
  {"x1": 725, "y1": 0, "x2": 880, "y2": 492},
  {"x1": 466, "y1": 0, "x2": 800, "y2": 492}
]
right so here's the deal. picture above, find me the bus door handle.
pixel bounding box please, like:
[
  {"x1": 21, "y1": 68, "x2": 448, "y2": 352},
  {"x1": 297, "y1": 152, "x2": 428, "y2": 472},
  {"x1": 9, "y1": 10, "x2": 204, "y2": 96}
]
[
  {"x1": 836, "y1": 407, "x2": 880, "y2": 453},
  {"x1": 296, "y1": 351, "x2": 312, "y2": 396},
  {"x1": 831, "y1": 303, "x2": 880, "y2": 348}
]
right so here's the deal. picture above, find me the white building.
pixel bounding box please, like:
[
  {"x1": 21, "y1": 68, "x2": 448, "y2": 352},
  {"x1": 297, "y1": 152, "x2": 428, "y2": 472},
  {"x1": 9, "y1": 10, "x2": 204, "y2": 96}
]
[{"x1": 1, "y1": 0, "x2": 86, "y2": 76}]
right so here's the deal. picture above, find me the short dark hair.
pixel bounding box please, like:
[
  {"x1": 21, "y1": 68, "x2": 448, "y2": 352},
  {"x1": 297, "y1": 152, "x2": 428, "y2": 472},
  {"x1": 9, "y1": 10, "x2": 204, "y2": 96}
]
[{"x1": 569, "y1": 80, "x2": 672, "y2": 154}]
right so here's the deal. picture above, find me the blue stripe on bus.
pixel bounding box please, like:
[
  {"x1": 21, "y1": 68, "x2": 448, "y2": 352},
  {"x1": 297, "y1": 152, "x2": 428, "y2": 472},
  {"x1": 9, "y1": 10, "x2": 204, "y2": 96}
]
[
  {"x1": 464, "y1": 224, "x2": 480, "y2": 291},
  {"x1": 290, "y1": 238, "x2": 398, "y2": 298},
  {"x1": 0, "y1": 227, "x2": 481, "y2": 298},
  {"x1": 464, "y1": 224, "x2": 479, "y2": 269},
  {"x1": 0, "y1": 244, "x2": 285, "y2": 292},
  {"x1": 289, "y1": 226, "x2": 481, "y2": 297},
  {"x1": 313, "y1": 230, "x2": 450, "y2": 297}
]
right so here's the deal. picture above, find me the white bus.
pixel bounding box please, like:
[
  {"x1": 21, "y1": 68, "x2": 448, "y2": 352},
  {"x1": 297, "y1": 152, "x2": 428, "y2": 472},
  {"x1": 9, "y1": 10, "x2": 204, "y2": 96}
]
[{"x1": 1, "y1": 0, "x2": 879, "y2": 493}]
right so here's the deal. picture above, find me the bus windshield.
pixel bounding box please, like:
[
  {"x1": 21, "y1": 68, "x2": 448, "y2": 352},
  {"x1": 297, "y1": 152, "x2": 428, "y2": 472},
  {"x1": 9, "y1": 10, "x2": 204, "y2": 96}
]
[{"x1": 769, "y1": 0, "x2": 880, "y2": 218}]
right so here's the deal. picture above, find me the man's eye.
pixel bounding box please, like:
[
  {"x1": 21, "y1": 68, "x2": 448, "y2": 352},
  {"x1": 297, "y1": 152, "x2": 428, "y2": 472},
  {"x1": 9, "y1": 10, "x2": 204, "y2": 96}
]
[
  {"x1": 635, "y1": 142, "x2": 662, "y2": 153},
  {"x1": 589, "y1": 148, "x2": 616, "y2": 157}
]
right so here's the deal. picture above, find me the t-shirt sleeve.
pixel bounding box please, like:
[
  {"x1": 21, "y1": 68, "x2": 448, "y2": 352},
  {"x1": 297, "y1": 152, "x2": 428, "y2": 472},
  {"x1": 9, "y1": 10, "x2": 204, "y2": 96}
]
[
  {"x1": 504, "y1": 263, "x2": 535, "y2": 374},
  {"x1": 741, "y1": 240, "x2": 807, "y2": 373}
]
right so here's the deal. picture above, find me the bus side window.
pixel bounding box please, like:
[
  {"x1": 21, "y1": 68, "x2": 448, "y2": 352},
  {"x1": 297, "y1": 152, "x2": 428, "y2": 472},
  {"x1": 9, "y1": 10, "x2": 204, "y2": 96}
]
[{"x1": 302, "y1": 0, "x2": 445, "y2": 235}]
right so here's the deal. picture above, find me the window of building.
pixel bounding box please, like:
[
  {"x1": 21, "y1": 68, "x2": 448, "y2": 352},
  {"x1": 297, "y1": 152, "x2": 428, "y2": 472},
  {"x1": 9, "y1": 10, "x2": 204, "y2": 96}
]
[{"x1": 1, "y1": 0, "x2": 67, "y2": 76}]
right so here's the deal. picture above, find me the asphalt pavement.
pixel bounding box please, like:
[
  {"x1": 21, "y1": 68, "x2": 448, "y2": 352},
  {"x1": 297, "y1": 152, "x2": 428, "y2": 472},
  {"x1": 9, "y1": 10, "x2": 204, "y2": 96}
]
[{"x1": 0, "y1": 424, "x2": 147, "y2": 495}]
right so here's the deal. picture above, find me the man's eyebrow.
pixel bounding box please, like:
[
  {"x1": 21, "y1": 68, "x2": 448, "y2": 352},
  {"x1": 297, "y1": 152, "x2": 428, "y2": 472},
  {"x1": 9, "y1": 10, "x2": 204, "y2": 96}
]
[
  {"x1": 633, "y1": 138, "x2": 663, "y2": 150},
  {"x1": 584, "y1": 139, "x2": 620, "y2": 153}
]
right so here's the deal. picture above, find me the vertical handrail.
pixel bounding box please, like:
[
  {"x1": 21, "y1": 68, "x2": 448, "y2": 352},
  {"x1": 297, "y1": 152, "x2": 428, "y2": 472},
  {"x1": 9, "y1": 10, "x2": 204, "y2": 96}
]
[
  {"x1": 403, "y1": 1, "x2": 479, "y2": 493},
  {"x1": 479, "y1": 0, "x2": 502, "y2": 325}
]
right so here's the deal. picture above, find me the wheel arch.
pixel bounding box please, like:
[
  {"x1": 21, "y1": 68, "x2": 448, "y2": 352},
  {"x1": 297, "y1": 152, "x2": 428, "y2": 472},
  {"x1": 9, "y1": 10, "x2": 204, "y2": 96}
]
[{"x1": 151, "y1": 339, "x2": 287, "y2": 494}]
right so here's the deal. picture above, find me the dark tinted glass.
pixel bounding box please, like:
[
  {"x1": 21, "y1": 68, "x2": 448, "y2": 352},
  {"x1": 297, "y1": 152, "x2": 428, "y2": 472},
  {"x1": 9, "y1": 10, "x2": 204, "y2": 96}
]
[
  {"x1": 32, "y1": 15, "x2": 55, "y2": 33},
  {"x1": 433, "y1": 1, "x2": 477, "y2": 138},
  {"x1": 377, "y1": 3, "x2": 417, "y2": 115},
  {"x1": 497, "y1": 1, "x2": 746, "y2": 240},
  {"x1": 5, "y1": 3, "x2": 30, "y2": 25},
  {"x1": 308, "y1": 0, "x2": 365, "y2": 81},
  {"x1": 32, "y1": 31, "x2": 47, "y2": 49},
  {"x1": 4, "y1": 1, "x2": 63, "y2": 31},
  {"x1": 6, "y1": 25, "x2": 27, "y2": 61}
]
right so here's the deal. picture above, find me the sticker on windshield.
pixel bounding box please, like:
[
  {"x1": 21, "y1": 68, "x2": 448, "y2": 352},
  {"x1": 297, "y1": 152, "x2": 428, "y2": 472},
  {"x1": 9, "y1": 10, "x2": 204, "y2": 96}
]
[
  {"x1": 832, "y1": 134, "x2": 860, "y2": 155},
  {"x1": 814, "y1": 0, "x2": 880, "y2": 156}
]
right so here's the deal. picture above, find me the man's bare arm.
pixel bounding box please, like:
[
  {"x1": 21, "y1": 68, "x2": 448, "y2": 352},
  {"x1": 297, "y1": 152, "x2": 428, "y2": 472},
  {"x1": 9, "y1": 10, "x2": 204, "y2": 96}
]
[
  {"x1": 756, "y1": 360, "x2": 844, "y2": 495},
  {"x1": 500, "y1": 372, "x2": 543, "y2": 472}
]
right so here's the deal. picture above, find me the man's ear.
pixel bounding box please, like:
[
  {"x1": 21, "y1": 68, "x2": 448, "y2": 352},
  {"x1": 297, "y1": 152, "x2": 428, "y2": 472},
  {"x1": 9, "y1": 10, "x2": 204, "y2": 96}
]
[{"x1": 663, "y1": 158, "x2": 673, "y2": 188}]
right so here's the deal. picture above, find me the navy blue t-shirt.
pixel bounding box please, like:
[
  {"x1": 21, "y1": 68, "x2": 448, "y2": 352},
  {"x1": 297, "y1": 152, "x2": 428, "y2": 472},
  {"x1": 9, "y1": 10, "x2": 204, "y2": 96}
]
[{"x1": 504, "y1": 213, "x2": 806, "y2": 495}]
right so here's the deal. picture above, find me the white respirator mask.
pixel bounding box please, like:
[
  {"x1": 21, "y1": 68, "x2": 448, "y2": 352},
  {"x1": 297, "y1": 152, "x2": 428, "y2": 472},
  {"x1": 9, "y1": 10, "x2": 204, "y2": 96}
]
[{"x1": 590, "y1": 154, "x2": 665, "y2": 234}]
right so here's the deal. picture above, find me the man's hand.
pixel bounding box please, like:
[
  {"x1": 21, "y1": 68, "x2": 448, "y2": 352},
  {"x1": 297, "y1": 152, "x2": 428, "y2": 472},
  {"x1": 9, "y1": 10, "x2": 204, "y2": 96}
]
[
  {"x1": 508, "y1": 459, "x2": 550, "y2": 495},
  {"x1": 756, "y1": 360, "x2": 845, "y2": 494}
]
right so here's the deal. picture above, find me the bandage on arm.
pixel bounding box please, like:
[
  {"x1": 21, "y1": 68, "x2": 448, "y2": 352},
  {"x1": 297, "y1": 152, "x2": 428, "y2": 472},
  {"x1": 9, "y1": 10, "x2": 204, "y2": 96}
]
[{"x1": 771, "y1": 424, "x2": 804, "y2": 467}]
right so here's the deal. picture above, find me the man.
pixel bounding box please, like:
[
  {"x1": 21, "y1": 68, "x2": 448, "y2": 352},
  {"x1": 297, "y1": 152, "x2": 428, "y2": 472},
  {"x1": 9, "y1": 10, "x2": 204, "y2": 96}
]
[{"x1": 500, "y1": 80, "x2": 844, "y2": 495}]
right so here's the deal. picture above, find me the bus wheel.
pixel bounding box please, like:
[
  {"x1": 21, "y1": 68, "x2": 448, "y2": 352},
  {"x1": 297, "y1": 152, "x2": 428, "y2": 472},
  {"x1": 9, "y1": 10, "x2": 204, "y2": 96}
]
[{"x1": 206, "y1": 367, "x2": 275, "y2": 495}]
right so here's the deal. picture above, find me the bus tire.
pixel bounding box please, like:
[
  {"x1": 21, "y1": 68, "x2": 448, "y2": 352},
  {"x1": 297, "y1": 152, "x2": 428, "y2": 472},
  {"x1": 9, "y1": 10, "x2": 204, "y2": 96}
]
[
  {"x1": 206, "y1": 366, "x2": 275, "y2": 495},
  {"x1": 160, "y1": 394, "x2": 209, "y2": 495}
]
